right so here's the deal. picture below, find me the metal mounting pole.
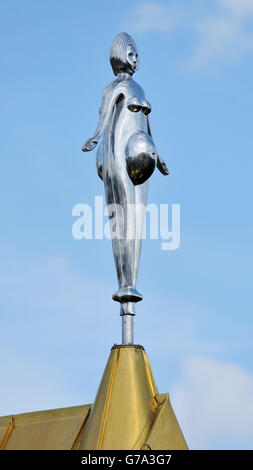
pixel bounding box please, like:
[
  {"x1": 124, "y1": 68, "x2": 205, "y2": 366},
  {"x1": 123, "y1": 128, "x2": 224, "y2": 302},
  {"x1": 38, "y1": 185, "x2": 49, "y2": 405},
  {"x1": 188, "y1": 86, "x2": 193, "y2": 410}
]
[
  {"x1": 121, "y1": 303, "x2": 135, "y2": 345},
  {"x1": 122, "y1": 315, "x2": 134, "y2": 344}
]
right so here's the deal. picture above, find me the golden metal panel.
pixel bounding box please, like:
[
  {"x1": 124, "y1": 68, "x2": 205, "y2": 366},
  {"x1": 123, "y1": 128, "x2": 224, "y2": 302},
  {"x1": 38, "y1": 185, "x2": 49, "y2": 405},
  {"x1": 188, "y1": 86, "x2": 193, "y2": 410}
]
[
  {"x1": 80, "y1": 346, "x2": 187, "y2": 450},
  {"x1": 142, "y1": 393, "x2": 188, "y2": 450},
  {"x1": 0, "y1": 428, "x2": 8, "y2": 444},
  {"x1": 0, "y1": 404, "x2": 91, "y2": 450}
]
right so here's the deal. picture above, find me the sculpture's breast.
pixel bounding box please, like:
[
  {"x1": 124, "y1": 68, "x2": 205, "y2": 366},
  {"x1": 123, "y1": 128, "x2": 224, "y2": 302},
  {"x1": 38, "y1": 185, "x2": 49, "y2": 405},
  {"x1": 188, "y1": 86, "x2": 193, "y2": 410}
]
[{"x1": 126, "y1": 96, "x2": 152, "y2": 116}]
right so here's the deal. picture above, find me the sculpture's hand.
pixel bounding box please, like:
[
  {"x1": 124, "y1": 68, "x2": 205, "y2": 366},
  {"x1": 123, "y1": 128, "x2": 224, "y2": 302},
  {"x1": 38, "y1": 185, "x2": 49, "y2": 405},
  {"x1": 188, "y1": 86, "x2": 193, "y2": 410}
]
[
  {"x1": 157, "y1": 156, "x2": 169, "y2": 175},
  {"x1": 82, "y1": 138, "x2": 98, "y2": 152}
]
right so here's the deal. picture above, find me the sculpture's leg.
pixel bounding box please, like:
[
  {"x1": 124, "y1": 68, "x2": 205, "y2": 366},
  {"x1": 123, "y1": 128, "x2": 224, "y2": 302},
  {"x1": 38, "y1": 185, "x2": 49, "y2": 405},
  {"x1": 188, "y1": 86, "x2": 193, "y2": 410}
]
[
  {"x1": 103, "y1": 171, "x2": 148, "y2": 344},
  {"x1": 133, "y1": 182, "x2": 148, "y2": 288},
  {"x1": 104, "y1": 170, "x2": 142, "y2": 299},
  {"x1": 101, "y1": 99, "x2": 149, "y2": 343}
]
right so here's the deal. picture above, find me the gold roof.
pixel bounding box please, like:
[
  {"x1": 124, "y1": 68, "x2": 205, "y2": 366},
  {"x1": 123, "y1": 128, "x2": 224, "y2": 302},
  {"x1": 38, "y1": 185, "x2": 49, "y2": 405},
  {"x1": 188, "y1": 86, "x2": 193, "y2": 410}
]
[
  {"x1": 0, "y1": 404, "x2": 91, "y2": 450},
  {"x1": 0, "y1": 345, "x2": 188, "y2": 450},
  {"x1": 80, "y1": 345, "x2": 187, "y2": 450}
]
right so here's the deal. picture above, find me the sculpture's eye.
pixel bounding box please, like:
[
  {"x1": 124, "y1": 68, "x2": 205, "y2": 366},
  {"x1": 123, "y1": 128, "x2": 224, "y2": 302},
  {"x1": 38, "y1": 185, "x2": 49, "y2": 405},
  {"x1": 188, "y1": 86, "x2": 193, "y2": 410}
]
[{"x1": 129, "y1": 52, "x2": 134, "y2": 58}]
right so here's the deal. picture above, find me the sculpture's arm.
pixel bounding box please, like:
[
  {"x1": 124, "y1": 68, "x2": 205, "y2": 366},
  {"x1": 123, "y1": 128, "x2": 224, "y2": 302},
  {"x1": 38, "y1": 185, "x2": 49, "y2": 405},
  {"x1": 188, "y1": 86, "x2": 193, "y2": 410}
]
[
  {"x1": 147, "y1": 116, "x2": 169, "y2": 176},
  {"x1": 82, "y1": 83, "x2": 123, "y2": 152}
]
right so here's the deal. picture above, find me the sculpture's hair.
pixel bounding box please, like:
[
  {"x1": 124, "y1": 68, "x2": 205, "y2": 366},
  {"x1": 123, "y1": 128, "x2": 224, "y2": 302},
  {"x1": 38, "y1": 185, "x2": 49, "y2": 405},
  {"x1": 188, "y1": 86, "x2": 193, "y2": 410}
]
[{"x1": 110, "y1": 32, "x2": 139, "y2": 76}]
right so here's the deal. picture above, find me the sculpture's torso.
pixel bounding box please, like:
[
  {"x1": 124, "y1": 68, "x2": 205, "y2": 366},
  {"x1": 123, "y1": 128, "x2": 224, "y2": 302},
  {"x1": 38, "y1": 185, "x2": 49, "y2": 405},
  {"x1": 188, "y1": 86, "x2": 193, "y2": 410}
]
[{"x1": 97, "y1": 76, "x2": 157, "y2": 186}]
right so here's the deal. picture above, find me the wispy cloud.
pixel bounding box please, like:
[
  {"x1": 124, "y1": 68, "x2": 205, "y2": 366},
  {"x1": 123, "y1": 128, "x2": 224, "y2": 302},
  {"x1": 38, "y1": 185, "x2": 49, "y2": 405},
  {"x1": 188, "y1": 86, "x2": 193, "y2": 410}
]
[
  {"x1": 125, "y1": 2, "x2": 184, "y2": 33},
  {"x1": 171, "y1": 356, "x2": 253, "y2": 449},
  {"x1": 189, "y1": 0, "x2": 253, "y2": 68},
  {"x1": 124, "y1": 0, "x2": 253, "y2": 69},
  {"x1": 221, "y1": 0, "x2": 253, "y2": 17}
]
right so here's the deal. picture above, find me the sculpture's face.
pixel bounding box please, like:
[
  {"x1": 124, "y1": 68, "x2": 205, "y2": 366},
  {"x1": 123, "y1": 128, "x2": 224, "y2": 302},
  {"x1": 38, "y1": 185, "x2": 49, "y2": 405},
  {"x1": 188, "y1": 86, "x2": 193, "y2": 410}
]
[{"x1": 126, "y1": 44, "x2": 139, "y2": 74}]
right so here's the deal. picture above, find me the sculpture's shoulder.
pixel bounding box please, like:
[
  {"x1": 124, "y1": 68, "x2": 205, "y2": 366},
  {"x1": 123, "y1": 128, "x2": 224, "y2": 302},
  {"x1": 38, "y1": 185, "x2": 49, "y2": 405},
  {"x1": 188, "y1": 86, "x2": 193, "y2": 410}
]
[
  {"x1": 128, "y1": 78, "x2": 146, "y2": 99},
  {"x1": 102, "y1": 79, "x2": 121, "y2": 99}
]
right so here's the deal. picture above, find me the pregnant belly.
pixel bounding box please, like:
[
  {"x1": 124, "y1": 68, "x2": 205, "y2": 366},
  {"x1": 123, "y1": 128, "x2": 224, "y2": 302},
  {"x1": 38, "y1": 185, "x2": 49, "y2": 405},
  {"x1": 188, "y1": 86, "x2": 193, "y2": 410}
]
[{"x1": 125, "y1": 131, "x2": 157, "y2": 185}]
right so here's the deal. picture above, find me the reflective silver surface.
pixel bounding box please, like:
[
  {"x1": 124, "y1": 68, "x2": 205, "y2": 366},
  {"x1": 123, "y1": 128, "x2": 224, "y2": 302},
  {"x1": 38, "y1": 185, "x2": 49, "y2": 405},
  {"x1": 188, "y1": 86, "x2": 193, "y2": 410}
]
[
  {"x1": 82, "y1": 33, "x2": 168, "y2": 344},
  {"x1": 121, "y1": 314, "x2": 134, "y2": 345}
]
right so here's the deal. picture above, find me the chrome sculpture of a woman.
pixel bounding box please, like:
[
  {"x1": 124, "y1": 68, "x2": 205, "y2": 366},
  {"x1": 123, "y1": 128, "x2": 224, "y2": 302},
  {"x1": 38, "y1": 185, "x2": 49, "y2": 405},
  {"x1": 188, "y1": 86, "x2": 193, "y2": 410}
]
[{"x1": 82, "y1": 33, "x2": 168, "y2": 343}]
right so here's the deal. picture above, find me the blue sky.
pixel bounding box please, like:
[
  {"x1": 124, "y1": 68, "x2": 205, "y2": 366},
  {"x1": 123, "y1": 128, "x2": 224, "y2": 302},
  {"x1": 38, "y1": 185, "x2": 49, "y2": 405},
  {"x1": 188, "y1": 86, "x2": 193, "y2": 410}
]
[{"x1": 0, "y1": 0, "x2": 253, "y2": 449}]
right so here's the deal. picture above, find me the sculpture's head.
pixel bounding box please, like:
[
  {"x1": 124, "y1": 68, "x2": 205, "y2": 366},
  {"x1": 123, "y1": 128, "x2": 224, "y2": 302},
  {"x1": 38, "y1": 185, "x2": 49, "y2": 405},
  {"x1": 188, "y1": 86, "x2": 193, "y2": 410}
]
[{"x1": 110, "y1": 32, "x2": 140, "y2": 76}]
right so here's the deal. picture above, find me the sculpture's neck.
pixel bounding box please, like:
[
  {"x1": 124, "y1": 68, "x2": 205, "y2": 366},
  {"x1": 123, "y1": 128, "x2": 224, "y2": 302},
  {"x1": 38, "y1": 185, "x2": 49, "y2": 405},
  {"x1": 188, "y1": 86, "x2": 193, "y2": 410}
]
[{"x1": 117, "y1": 72, "x2": 132, "y2": 81}]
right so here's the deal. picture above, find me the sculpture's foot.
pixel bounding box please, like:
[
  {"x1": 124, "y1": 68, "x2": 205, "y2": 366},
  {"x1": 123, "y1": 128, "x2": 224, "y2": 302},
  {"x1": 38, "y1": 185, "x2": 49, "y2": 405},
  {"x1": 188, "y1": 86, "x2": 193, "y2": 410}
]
[{"x1": 112, "y1": 287, "x2": 143, "y2": 303}]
